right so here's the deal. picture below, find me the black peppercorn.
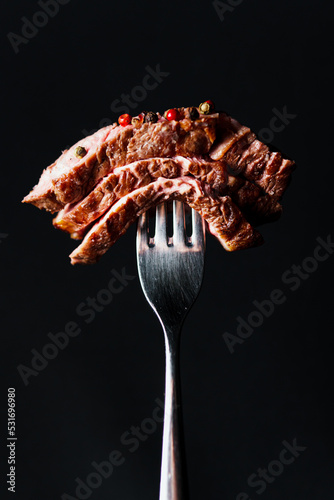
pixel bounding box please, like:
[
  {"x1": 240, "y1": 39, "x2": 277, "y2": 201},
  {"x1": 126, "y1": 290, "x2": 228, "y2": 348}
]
[
  {"x1": 144, "y1": 111, "x2": 158, "y2": 123},
  {"x1": 189, "y1": 107, "x2": 199, "y2": 120}
]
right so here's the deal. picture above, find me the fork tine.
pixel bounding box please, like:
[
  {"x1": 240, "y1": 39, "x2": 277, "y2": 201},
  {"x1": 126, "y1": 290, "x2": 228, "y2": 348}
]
[
  {"x1": 155, "y1": 203, "x2": 168, "y2": 246},
  {"x1": 191, "y1": 208, "x2": 206, "y2": 248},
  {"x1": 173, "y1": 201, "x2": 186, "y2": 247},
  {"x1": 137, "y1": 211, "x2": 149, "y2": 250}
]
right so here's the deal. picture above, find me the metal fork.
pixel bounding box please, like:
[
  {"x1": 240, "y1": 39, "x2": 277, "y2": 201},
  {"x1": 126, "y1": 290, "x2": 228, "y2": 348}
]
[{"x1": 136, "y1": 200, "x2": 206, "y2": 500}]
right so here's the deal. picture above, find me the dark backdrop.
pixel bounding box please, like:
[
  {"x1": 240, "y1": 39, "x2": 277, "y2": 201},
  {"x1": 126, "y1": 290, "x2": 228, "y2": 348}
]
[{"x1": 1, "y1": 0, "x2": 334, "y2": 499}]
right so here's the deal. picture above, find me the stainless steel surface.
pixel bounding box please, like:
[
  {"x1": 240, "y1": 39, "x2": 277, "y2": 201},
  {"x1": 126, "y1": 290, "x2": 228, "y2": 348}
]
[{"x1": 136, "y1": 201, "x2": 206, "y2": 500}]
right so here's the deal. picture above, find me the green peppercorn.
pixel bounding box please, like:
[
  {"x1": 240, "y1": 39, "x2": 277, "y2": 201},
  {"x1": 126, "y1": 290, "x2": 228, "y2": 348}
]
[
  {"x1": 189, "y1": 107, "x2": 199, "y2": 120},
  {"x1": 199, "y1": 102, "x2": 212, "y2": 114},
  {"x1": 75, "y1": 146, "x2": 87, "y2": 158},
  {"x1": 144, "y1": 111, "x2": 158, "y2": 123}
]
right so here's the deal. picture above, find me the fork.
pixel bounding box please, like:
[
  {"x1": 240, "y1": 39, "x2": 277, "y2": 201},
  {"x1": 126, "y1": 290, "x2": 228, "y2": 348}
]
[{"x1": 136, "y1": 200, "x2": 206, "y2": 500}]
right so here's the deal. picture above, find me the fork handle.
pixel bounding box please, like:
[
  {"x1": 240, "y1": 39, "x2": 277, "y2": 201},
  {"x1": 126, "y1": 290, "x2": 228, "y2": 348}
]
[{"x1": 159, "y1": 325, "x2": 189, "y2": 500}]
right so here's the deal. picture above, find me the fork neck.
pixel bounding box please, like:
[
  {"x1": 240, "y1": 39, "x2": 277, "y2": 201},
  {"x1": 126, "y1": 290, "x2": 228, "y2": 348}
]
[{"x1": 162, "y1": 322, "x2": 182, "y2": 350}]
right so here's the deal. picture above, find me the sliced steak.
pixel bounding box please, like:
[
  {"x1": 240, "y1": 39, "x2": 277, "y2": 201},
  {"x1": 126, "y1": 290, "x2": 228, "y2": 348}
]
[
  {"x1": 209, "y1": 113, "x2": 295, "y2": 198},
  {"x1": 70, "y1": 177, "x2": 263, "y2": 265},
  {"x1": 54, "y1": 155, "x2": 281, "y2": 239},
  {"x1": 22, "y1": 105, "x2": 295, "y2": 264},
  {"x1": 53, "y1": 156, "x2": 228, "y2": 236},
  {"x1": 223, "y1": 175, "x2": 282, "y2": 224},
  {"x1": 23, "y1": 124, "x2": 116, "y2": 212},
  {"x1": 23, "y1": 108, "x2": 294, "y2": 215},
  {"x1": 23, "y1": 110, "x2": 219, "y2": 212}
]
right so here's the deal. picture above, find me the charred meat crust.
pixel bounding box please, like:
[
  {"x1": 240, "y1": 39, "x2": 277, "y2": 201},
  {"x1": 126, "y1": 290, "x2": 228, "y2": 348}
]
[{"x1": 209, "y1": 113, "x2": 295, "y2": 198}]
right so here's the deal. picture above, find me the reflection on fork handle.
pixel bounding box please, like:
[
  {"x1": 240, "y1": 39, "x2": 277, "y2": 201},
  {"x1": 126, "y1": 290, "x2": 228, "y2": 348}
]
[{"x1": 159, "y1": 324, "x2": 189, "y2": 500}]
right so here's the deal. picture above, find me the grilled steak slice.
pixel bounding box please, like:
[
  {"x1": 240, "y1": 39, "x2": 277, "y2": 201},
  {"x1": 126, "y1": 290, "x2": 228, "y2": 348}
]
[
  {"x1": 209, "y1": 113, "x2": 295, "y2": 198},
  {"x1": 53, "y1": 156, "x2": 228, "y2": 236},
  {"x1": 54, "y1": 156, "x2": 281, "y2": 239},
  {"x1": 22, "y1": 105, "x2": 295, "y2": 264},
  {"x1": 69, "y1": 177, "x2": 263, "y2": 265},
  {"x1": 23, "y1": 125, "x2": 116, "y2": 212},
  {"x1": 23, "y1": 110, "x2": 219, "y2": 212},
  {"x1": 223, "y1": 175, "x2": 282, "y2": 224},
  {"x1": 23, "y1": 108, "x2": 294, "y2": 215}
]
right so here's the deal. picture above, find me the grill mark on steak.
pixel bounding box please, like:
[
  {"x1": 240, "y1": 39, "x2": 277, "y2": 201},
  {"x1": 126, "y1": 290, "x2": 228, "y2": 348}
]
[
  {"x1": 69, "y1": 177, "x2": 263, "y2": 265},
  {"x1": 223, "y1": 175, "x2": 282, "y2": 224},
  {"x1": 209, "y1": 113, "x2": 295, "y2": 198}
]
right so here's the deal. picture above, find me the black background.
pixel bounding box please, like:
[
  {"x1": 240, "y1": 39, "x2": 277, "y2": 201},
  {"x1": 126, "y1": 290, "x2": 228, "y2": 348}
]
[{"x1": 1, "y1": 0, "x2": 334, "y2": 499}]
